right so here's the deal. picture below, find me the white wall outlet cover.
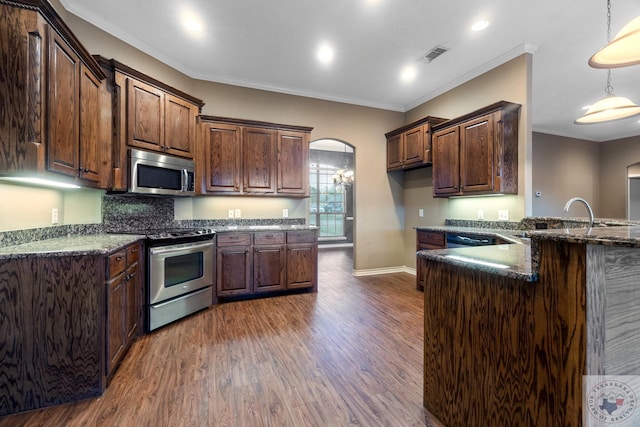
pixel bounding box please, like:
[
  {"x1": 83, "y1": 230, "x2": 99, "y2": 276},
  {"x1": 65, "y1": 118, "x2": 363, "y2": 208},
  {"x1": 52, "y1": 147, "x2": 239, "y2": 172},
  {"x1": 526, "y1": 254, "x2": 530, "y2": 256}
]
[
  {"x1": 418, "y1": 209, "x2": 424, "y2": 217},
  {"x1": 477, "y1": 209, "x2": 484, "y2": 220},
  {"x1": 498, "y1": 210, "x2": 509, "y2": 221},
  {"x1": 283, "y1": 208, "x2": 289, "y2": 218},
  {"x1": 234, "y1": 208, "x2": 241, "y2": 218},
  {"x1": 228, "y1": 209, "x2": 234, "y2": 218},
  {"x1": 51, "y1": 208, "x2": 59, "y2": 224}
]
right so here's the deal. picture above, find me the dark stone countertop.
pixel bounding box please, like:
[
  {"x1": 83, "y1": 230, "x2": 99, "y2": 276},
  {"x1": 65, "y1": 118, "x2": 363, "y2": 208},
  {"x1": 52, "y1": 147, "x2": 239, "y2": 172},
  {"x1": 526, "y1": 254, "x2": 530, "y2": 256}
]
[
  {"x1": 415, "y1": 225, "x2": 525, "y2": 244},
  {"x1": 213, "y1": 224, "x2": 318, "y2": 233},
  {"x1": 525, "y1": 225, "x2": 640, "y2": 248},
  {"x1": 0, "y1": 234, "x2": 145, "y2": 259}
]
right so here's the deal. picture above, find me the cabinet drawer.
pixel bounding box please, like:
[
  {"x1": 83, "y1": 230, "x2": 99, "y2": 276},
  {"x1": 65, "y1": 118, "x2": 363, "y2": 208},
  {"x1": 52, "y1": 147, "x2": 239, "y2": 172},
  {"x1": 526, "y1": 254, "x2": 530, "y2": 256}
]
[
  {"x1": 217, "y1": 233, "x2": 251, "y2": 247},
  {"x1": 254, "y1": 231, "x2": 285, "y2": 245},
  {"x1": 417, "y1": 231, "x2": 445, "y2": 247},
  {"x1": 287, "y1": 230, "x2": 316, "y2": 243},
  {"x1": 127, "y1": 244, "x2": 139, "y2": 264},
  {"x1": 108, "y1": 249, "x2": 127, "y2": 278}
]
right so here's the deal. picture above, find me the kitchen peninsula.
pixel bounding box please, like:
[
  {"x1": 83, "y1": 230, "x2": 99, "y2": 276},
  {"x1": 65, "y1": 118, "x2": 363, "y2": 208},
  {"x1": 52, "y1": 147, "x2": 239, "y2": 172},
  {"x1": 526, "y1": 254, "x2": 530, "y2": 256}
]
[{"x1": 418, "y1": 224, "x2": 640, "y2": 427}]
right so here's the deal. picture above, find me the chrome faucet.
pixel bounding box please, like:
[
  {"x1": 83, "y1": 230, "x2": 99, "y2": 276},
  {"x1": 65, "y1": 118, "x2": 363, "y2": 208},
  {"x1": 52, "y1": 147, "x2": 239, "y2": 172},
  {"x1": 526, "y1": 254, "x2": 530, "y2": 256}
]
[{"x1": 563, "y1": 197, "x2": 595, "y2": 229}]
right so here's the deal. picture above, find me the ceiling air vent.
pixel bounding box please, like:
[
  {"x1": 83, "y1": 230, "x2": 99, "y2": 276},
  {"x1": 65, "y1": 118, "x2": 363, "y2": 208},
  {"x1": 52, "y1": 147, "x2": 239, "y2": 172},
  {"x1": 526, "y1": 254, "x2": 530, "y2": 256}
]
[{"x1": 418, "y1": 46, "x2": 448, "y2": 63}]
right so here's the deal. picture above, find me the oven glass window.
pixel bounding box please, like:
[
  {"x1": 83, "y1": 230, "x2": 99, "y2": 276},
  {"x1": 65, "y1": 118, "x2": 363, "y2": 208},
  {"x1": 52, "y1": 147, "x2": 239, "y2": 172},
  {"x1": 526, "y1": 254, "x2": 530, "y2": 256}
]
[{"x1": 164, "y1": 252, "x2": 204, "y2": 287}]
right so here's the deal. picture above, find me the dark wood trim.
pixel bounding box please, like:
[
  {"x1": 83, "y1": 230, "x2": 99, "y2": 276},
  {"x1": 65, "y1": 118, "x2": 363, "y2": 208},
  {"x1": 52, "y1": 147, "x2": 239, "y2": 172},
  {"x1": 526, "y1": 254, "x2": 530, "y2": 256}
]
[
  {"x1": 432, "y1": 100, "x2": 521, "y2": 132},
  {"x1": 384, "y1": 116, "x2": 448, "y2": 138},
  {"x1": 200, "y1": 115, "x2": 313, "y2": 133},
  {"x1": 94, "y1": 56, "x2": 205, "y2": 111},
  {"x1": 1, "y1": 0, "x2": 106, "y2": 80}
]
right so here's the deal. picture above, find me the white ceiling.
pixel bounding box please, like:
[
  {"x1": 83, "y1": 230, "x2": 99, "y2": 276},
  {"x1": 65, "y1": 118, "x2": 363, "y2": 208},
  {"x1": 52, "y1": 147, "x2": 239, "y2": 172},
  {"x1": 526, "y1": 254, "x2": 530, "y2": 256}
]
[{"x1": 60, "y1": 0, "x2": 640, "y2": 142}]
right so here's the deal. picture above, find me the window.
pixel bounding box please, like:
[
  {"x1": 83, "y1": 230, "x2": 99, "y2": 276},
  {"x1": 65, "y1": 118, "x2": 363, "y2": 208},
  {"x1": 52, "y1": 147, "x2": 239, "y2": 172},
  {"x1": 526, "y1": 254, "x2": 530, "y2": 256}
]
[{"x1": 309, "y1": 162, "x2": 345, "y2": 239}]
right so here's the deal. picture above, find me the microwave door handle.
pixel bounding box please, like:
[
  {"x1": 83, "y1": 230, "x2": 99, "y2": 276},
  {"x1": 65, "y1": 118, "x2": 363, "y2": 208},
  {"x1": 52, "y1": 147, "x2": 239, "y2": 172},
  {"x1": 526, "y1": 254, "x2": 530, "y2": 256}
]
[{"x1": 182, "y1": 169, "x2": 188, "y2": 192}]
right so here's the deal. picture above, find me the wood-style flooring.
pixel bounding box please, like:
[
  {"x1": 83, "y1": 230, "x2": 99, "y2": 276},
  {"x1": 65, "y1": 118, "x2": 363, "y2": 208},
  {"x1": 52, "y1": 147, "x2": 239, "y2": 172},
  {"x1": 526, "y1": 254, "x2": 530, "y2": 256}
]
[{"x1": 0, "y1": 247, "x2": 443, "y2": 427}]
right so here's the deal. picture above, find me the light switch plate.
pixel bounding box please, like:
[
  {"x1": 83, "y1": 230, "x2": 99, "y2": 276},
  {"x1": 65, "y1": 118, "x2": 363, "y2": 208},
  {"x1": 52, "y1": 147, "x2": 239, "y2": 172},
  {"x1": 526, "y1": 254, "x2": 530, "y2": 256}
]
[
  {"x1": 283, "y1": 208, "x2": 289, "y2": 218},
  {"x1": 418, "y1": 209, "x2": 424, "y2": 217},
  {"x1": 228, "y1": 209, "x2": 234, "y2": 218},
  {"x1": 498, "y1": 210, "x2": 509, "y2": 221},
  {"x1": 477, "y1": 209, "x2": 484, "y2": 220},
  {"x1": 234, "y1": 208, "x2": 241, "y2": 218}
]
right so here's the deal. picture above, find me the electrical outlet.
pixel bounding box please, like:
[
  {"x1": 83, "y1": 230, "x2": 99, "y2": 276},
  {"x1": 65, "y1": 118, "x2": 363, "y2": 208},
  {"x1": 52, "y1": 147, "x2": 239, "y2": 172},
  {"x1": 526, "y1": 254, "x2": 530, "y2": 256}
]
[
  {"x1": 234, "y1": 208, "x2": 241, "y2": 218},
  {"x1": 498, "y1": 209, "x2": 509, "y2": 221},
  {"x1": 477, "y1": 209, "x2": 484, "y2": 220},
  {"x1": 283, "y1": 208, "x2": 289, "y2": 218},
  {"x1": 418, "y1": 209, "x2": 424, "y2": 218},
  {"x1": 51, "y1": 208, "x2": 59, "y2": 224},
  {"x1": 228, "y1": 209, "x2": 234, "y2": 219}
]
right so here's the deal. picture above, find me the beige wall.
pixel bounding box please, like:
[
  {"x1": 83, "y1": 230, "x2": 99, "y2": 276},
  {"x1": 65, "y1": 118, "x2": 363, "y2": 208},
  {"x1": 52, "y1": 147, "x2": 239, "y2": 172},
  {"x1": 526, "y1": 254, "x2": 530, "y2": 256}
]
[
  {"x1": 400, "y1": 54, "x2": 532, "y2": 269},
  {"x1": 531, "y1": 132, "x2": 601, "y2": 217}
]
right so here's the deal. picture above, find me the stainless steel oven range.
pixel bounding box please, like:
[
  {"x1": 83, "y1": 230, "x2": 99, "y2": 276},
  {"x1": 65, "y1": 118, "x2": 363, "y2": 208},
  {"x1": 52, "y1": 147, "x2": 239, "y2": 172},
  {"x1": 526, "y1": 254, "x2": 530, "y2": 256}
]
[{"x1": 143, "y1": 229, "x2": 215, "y2": 331}]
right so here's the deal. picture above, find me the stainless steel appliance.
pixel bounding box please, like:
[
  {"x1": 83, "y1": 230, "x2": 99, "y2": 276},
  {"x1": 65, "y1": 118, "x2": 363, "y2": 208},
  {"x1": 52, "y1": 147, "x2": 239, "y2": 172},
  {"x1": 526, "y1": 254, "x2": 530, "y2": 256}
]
[
  {"x1": 129, "y1": 148, "x2": 195, "y2": 196},
  {"x1": 446, "y1": 233, "x2": 497, "y2": 248},
  {"x1": 144, "y1": 229, "x2": 215, "y2": 331}
]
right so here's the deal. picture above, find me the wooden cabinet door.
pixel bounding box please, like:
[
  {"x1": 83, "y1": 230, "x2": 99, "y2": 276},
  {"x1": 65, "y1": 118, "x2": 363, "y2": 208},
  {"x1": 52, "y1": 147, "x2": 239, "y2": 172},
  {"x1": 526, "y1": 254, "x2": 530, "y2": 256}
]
[
  {"x1": 127, "y1": 77, "x2": 164, "y2": 152},
  {"x1": 124, "y1": 262, "x2": 139, "y2": 341},
  {"x1": 47, "y1": 29, "x2": 80, "y2": 178},
  {"x1": 253, "y1": 245, "x2": 286, "y2": 292},
  {"x1": 432, "y1": 127, "x2": 461, "y2": 197},
  {"x1": 460, "y1": 114, "x2": 494, "y2": 193},
  {"x1": 277, "y1": 130, "x2": 309, "y2": 196},
  {"x1": 386, "y1": 133, "x2": 403, "y2": 170},
  {"x1": 286, "y1": 243, "x2": 317, "y2": 289},
  {"x1": 243, "y1": 127, "x2": 276, "y2": 193},
  {"x1": 216, "y1": 246, "x2": 252, "y2": 296},
  {"x1": 204, "y1": 123, "x2": 242, "y2": 193},
  {"x1": 79, "y1": 63, "x2": 102, "y2": 184},
  {"x1": 403, "y1": 125, "x2": 425, "y2": 167},
  {"x1": 106, "y1": 273, "x2": 126, "y2": 376},
  {"x1": 164, "y1": 94, "x2": 195, "y2": 158}
]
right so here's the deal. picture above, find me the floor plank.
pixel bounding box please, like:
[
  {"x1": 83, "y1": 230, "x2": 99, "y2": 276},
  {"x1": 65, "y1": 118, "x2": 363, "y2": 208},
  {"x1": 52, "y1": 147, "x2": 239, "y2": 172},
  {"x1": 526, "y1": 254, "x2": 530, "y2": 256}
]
[{"x1": 0, "y1": 247, "x2": 444, "y2": 427}]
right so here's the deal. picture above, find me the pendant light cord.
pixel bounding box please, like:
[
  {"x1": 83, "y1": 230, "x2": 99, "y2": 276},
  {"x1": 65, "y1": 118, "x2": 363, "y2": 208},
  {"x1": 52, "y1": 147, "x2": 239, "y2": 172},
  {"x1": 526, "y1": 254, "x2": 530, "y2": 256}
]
[{"x1": 605, "y1": 0, "x2": 614, "y2": 95}]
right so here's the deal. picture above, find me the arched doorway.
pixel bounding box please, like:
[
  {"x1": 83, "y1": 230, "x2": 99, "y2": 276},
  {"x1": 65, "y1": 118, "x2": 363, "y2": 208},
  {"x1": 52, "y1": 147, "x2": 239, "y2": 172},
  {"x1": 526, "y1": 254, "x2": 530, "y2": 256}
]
[
  {"x1": 628, "y1": 162, "x2": 640, "y2": 220},
  {"x1": 309, "y1": 139, "x2": 354, "y2": 247}
]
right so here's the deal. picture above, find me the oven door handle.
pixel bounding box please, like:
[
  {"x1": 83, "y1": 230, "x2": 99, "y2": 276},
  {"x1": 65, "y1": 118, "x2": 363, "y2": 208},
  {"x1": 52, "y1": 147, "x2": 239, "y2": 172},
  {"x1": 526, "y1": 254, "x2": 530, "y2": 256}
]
[{"x1": 149, "y1": 240, "x2": 213, "y2": 255}]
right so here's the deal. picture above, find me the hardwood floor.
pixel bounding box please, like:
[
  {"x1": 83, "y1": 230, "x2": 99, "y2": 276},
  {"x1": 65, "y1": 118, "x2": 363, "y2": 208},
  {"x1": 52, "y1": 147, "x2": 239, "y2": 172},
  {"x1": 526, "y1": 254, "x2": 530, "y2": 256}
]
[{"x1": 0, "y1": 247, "x2": 443, "y2": 427}]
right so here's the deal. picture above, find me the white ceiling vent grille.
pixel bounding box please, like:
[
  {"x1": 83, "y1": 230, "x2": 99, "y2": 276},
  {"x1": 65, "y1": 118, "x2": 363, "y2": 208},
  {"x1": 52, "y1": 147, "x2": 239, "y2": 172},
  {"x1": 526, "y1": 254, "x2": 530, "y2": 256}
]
[{"x1": 418, "y1": 46, "x2": 448, "y2": 63}]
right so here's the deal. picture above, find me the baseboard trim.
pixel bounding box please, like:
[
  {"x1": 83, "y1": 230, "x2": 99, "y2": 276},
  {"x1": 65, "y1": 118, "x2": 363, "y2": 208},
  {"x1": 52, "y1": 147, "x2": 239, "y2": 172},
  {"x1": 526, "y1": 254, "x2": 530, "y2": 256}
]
[{"x1": 352, "y1": 266, "x2": 416, "y2": 277}]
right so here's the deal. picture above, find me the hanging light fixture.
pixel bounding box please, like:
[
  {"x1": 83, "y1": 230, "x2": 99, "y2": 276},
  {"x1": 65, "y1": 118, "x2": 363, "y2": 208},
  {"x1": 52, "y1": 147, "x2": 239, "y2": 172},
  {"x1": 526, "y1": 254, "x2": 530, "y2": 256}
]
[
  {"x1": 332, "y1": 145, "x2": 354, "y2": 187},
  {"x1": 589, "y1": 1, "x2": 640, "y2": 68},
  {"x1": 576, "y1": 0, "x2": 640, "y2": 124}
]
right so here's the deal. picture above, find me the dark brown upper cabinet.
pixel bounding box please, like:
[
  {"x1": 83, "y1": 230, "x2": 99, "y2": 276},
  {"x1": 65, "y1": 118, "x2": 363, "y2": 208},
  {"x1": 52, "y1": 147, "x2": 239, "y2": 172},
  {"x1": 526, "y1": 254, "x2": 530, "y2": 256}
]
[
  {"x1": 432, "y1": 101, "x2": 521, "y2": 198},
  {"x1": 385, "y1": 116, "x2": 447, "y2": 172},
  {"x1": 199, "y1": 116, "x2": 312, "y2": 197},
  {"x1": 0, "y1": 0, "x2": 110, "y2": 188},
  {"x1": 96, "y1": 57, "x2": 204, "y2": 191}
]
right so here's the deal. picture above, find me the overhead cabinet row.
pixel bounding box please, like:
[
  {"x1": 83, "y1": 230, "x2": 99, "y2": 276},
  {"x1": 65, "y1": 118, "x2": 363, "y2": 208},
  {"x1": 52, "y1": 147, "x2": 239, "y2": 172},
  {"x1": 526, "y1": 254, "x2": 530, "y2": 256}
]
[
  {"x1": 386, "y1": 101, "x2": 521, "y2": 198},
  {"x1": 0, "y1": 0, "x2": 312, "y2": 198}
]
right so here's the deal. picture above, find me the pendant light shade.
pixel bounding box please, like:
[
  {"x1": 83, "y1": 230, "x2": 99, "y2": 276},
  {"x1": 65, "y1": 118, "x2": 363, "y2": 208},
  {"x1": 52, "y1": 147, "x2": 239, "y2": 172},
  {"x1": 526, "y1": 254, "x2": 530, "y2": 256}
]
[
  {"x1": 575, "y1": 94, "x2": 640, "y2": 124},
  {"x1": 589, "y1": 15, "x2": 640, "y2": 68}
]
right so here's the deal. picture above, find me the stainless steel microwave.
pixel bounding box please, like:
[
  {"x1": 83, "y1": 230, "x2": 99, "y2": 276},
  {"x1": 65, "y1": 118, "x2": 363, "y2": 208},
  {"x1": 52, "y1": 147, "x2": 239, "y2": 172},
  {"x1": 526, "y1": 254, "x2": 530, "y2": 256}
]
[{"x1": 129, "y1": 148, "x2": 195, "y2": 196}]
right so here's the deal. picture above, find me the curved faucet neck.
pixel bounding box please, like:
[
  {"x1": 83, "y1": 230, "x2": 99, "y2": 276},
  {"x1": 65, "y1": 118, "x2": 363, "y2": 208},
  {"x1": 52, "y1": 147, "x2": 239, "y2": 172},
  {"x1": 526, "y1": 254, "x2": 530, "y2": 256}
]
[{"x1": 563, "y1": 197, "x2": 595, "y2": 229}]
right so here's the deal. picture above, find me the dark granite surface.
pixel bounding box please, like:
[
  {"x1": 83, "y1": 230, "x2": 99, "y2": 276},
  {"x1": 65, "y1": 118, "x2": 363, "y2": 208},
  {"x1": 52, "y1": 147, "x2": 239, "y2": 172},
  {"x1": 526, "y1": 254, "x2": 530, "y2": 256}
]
[
  {"x1": 417, "y1": 243, "x2": 536, "y2": 282},
  {"x1": 524, "y1": 225, "x2": 640, "y2": 248},
  {"x1": 416, "y1": 225, "x2": 525, "y2": 244},
  {"x1": 0, "y1": 234, "x2": 144, "y2": 259}
]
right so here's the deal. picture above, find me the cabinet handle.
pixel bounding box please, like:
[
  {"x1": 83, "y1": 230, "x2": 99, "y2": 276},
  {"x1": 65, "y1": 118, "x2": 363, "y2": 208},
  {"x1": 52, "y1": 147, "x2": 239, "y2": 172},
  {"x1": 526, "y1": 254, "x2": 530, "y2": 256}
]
[
  {"x1": 116, "y1": 256, "x2": 124, "y2": 261},
  {"x1": 131, "y1": 248, "x2": 138, "y2": 253}
]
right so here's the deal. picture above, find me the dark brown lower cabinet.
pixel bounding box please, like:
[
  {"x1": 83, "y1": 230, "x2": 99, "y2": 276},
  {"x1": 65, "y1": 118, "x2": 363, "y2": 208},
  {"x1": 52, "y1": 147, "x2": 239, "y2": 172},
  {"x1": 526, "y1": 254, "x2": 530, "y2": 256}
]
[
  {"x1": 216, "y1": 230, "x2": 317, "y2": 298},
  {"x1": 415, "y1": 230, "x2": 446, "y2": 291}
]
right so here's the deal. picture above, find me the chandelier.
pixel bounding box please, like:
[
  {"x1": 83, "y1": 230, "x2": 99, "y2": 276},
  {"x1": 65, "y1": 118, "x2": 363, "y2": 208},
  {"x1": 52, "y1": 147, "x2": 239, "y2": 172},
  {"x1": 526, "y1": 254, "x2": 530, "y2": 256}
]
[{"x1": 333, "y1": 169, "x2": 354, "y2": 186}]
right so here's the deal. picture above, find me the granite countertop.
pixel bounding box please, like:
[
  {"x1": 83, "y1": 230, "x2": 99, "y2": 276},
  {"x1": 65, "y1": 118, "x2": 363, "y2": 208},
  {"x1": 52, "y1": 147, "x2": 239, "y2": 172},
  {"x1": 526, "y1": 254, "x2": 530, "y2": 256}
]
[
  {"x1": 214, "y1": 224, "x2": 318, "y2": 233},
  {"x1": 525, "y1": 225, "x2": 640, "y2": 248},
  {"x1": 0, "y1": 234, "x2": 145, "y2": 259},
  {"x1": 418, "y1": 243, "x2": 536, "y2": 282}
]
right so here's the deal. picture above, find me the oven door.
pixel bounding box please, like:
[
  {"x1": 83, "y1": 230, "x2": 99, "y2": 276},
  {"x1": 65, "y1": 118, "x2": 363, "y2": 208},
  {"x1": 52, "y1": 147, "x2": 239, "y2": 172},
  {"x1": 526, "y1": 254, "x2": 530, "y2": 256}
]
[{"x1": 148, "y1": 239, "x2": 214, "y2": 305}]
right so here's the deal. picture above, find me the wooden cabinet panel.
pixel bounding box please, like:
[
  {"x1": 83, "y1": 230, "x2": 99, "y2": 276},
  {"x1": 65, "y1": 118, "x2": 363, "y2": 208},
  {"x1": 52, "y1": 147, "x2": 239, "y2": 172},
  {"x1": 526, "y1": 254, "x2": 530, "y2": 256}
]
[
  {"x1": 277, "y1": 131, "x2": 309, "y2": 196},
  {"x1": 47, "y1": 29, "x2": 80, "y2": 177},
  {"x1": 165, "y1": 94, "x2": 196, "y2": 158},
  {"x1": 125, "y1": 264, "x2": 139, "y2": 340},
  {"x1": 432, "y1": 127, "x2": 460, "y2": 196},
  {"x1": 253, "y1": 245, "x2": 286, "y2": 292},
  {"x1": 403, "y1": 125, "x2": 425, "y2": 167},
  {"x1": 243, "y1": 127, "x2": 276, "y2": 194},
  {"x1": 286, "y1": 243, "x2": 317, "y2": 290},
  {"x1": 127, "y1": 78, "x2": 164, "y2": 151},
  {"x1": 217, "y1": 246, "x2": 253, "y2": 296},
  {"x1": 460, "y1": 115, "x2": 494, "y2": 193},
  {"x1": 203, "y1": 123, "x2": 242, "y2": 193},
  {"x1": 386, "y1": 134, "x2": 403, "y2": 170},
  {"x1": 416, "y1": 230, "x2": 446, "y2": 291},
  {"x1": 107, "y1": 273, "x2": 126, "y2": 373},
  {"x1": 79, "y1": 63, "x2": 102, "y2": 184}
]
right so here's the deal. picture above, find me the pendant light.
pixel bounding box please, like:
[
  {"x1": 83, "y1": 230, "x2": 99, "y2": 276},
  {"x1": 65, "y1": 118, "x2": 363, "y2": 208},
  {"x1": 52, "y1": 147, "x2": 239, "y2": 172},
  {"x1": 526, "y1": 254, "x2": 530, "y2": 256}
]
[
  {"x1": 589, "y1": 1, "x2": 640, "y2": 68},
  {"x1": 575, "y1": 0, "x2": 640, "y2": 124}
]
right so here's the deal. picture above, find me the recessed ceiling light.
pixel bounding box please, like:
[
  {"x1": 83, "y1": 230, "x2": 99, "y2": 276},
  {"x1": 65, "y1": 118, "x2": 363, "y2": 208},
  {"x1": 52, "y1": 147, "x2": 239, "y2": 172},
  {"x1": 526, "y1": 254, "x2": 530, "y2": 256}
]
[
  {"x1": 400, "y1": 66, "x2": 416, "y2": 82},
  {"x1": 317, "y1": 43, "x2": 334, "y2": 65},
  {"x1": 471, "y1": 20, "x2": 490, "y2": 32},
  {"x1": 181, "y1": 10, "x2": 204, "y2": 36}
]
